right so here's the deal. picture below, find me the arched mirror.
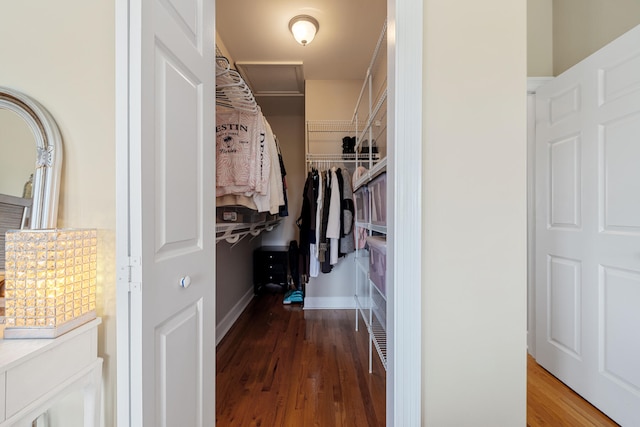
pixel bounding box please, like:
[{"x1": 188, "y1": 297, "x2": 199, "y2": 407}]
[
  {"x1": 0, "y1": 86, "x2": 63, "y2": 270},
  {"x1": 0, "y1": 86, "x2": 62, "y2": 230}
]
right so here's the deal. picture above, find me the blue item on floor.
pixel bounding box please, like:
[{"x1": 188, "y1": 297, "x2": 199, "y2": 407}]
[{"x1": 283, "y1": 290, "x2": 304, "y2": 305}]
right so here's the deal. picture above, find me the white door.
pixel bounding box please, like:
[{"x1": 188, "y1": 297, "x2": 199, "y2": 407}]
[
  {"x1": 116, "y1": 0, "x2": 216, "y2": 425},
  {"x1": 535, "y1": 25, "x2": 640, "y2": 426}
]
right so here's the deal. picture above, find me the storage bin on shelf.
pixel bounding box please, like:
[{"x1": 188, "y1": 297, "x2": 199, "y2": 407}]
[
  {"x1": 354, "y1": 186, "x2": 370, "y2": 223},
  {"x1": 369, "y1": 172, "x2": 386, "y2": 226},
  {"x1": 355, "y1": 255, "x2": 372, "y2": 310},
  {"x1": 216, "y1": 206, "x2": 274, "y2": 223},
  {"x1": 366, "y1": 235, "x2": 387, "y2": 296}
]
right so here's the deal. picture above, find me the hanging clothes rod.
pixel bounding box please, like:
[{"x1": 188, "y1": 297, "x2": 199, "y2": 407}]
[
  {"x1": 216, "y1": 56, "x2": 258, "y2": 114},
  {"x1": 305, "y1": 154, "x2": 381, "y2": 173}
]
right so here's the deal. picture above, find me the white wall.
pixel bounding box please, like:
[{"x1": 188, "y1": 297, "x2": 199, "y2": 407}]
[
  {"x1": 216, "y1": 239, "x2": 259, "y2": 323},
  {"x1": 527, "y1": 0, "x2": 553, "y2": 76},
  {"x1": 525, "y1": 0, "x2": 640, "y2": 77},
  {"x1": 0, "y1": 2, "x2": 116, "y2": 426},
  {"x1": 306, "y1": 80, "x2": 362, "y2": 121},
  {"x1": 422, "y1": 0, "x2": 527, "y2": 424},
  {"x1": 553, "y1": 0, "x2": 640, "y2": 75}
]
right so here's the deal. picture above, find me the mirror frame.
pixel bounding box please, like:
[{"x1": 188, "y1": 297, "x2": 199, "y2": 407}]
[{"x1": 0, "y1": 86, "x2": 62, "y2": 229}]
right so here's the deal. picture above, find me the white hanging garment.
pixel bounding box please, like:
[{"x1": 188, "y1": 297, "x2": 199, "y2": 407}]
[
  {"x1": 327, "y1": 167, "x2": 341, "y2": 265},
  {"x1": 314, "y1": 170, "x2": 323, "y2": 258},
  {"x1": 309, "y1": 170, "x2": 323, "y2": 277},
  {"x1": 252, "y1": 115, "x2": 283, "y2": 213}
]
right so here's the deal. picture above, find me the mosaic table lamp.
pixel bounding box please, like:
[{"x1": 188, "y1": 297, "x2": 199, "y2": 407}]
[{"x1": 3, "y1": 229, "x2": 97, "y2": 339}]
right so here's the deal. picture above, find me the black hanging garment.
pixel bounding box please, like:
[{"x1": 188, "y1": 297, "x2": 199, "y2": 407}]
[
  {"x1": 336, "y1": 168, "x2": 345, "y2": 256},
  {"x1": 320, "y1": 170, "x2": 333, "y2": 274},
  {"x1": 278, "y1": 151, "x2": 289, "y2": 217},
  {"x1": 288, "y1": 240, "x2": 301, "y2": 290},
  {"x1": 296, "y1": 172, "x2": 312, "y2": 281}
]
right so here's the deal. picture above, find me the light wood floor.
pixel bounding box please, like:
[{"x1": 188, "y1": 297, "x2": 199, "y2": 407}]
[
  {"x1": 217, "y1": 293, "x2": 618, "y2": 426},
  {"x1": 527, "y1": 354, "x2": 619, "y2": 426}
]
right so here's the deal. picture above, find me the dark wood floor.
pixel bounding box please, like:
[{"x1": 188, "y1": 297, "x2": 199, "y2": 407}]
[
  {"x1": 217, "y1": 293, "x2": 618, "y2": 426},
  {"x1": 216, "y1": 293, "x2": 386, "y2": 427}
]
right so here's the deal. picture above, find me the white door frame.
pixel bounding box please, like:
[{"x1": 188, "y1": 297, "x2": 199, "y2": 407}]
[
  {"x1": 526, "y1": 77, "x2": 553, "y2": 357},
  {"x1": 114, "y1": 0, "x2": 424, "y2": 424},
  {"x1": 388, "y1": 0, "x2": 423, "y2": 424},
  {"x1": 115, "y1": 0, "x2": 134, "y2": 423}
]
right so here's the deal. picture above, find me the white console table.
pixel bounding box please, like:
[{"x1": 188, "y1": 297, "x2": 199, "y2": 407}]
[{"x1": 0, "y1": 318, "x2": 103, "y2": 427}]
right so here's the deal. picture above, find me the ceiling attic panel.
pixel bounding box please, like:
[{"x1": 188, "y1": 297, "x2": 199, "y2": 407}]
[{"x1": 236, "y1": 62, "x2": 305, "y2": 96}]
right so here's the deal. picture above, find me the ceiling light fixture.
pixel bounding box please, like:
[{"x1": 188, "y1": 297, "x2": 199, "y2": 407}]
[{"x1": 289, "y1": 15, "x2": 319, "y2": 46}]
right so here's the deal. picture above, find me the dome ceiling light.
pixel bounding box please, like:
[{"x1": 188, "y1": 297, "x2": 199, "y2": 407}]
[{"x1": 289, "y1": 15, "x2": 319, "y2": 46}]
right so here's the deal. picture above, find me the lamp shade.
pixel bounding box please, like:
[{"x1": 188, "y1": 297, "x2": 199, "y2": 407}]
[
  {"x1": 3, "y1": 229, "x2": 97, "y2": 338},
  {"x1": 289, "y1": 15, "x2": 319, "y2": 46}
]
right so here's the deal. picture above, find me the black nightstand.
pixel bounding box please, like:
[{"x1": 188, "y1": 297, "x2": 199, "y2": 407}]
[{"x1": 253, "y1": 246, "x2": 289, "y2": 294}]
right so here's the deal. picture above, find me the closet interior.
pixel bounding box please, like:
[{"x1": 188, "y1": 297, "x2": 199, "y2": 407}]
[{"x1": 215, "y1": 2, "x2": 390, "y2": 378}]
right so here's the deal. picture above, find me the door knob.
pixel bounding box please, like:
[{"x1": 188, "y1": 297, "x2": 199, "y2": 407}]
[{"x1": 179, "y1": 276, "x2": 192, "y2": 288}]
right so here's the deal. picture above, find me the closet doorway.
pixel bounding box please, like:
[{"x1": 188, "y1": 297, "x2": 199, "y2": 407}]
[
  {"x1": 115, "y1": 0, "x2": 423, "y2": 425},
  {"x1": 214, "y1": 0, "x2": 423, "y2": 426}
]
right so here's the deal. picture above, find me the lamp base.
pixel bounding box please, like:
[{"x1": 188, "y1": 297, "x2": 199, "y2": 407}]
[{"x1": 3, "y1": 311, "x2": 97, "y2": 339}]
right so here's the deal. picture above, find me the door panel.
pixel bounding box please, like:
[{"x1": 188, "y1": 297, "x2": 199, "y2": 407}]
[
  {"x1": 155, "y1": 45, "x2": 201, "y2": 256},
  {"x1": 156, "y1": 300, "x2": 203, "y2": 426},
  {"x1": 599, "y1": 52, "x2": 640, "y2": 105},
  {"x1": 600, "y1": 113, "x2": 640, "y2": 233},
  {"x1": 536, "y1": 24, "x2": 640, "y2": 426},
  {"x1": 548, "y1": 133, "x2": 581, "y2": 228},
  {"x1": 547, "y1": 255, "x2": 582, "y2": 358},
  {"x1": 117, "y1": 0, "x2": 216, "y2": 425},
  {"x1": 601, "y1": 266, "x2": 640, "y2": 393}
]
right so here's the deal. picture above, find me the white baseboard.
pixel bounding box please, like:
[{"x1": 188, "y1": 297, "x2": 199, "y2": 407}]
[
  {"x1": 216, "y1": 287, "x2": 254, "y2": 345},
  {"x1": 303, "y1": 296, "x2": 356, "y2": 310},
  {"x1": 527, "y1": 330, "x2": 536, "y2": 357}
]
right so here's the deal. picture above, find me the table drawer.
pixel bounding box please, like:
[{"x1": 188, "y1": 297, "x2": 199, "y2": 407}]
[
  {"x1": 258, "y1": 263, "x2": 286, "y2": 275},
  {"x1": 5, "y1": 330, "x2": 94, "y2": 418},
  {"x1": 0, "y1": 372, "x2": 5, "y2": 422},
  {"x1": 259, "y1": 272, "x2": 287, "y2": 284}
]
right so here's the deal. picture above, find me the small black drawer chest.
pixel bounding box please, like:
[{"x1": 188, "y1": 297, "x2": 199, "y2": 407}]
[{"x1": 253, "y1": 245, "x2": 289, "y2": 294}]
